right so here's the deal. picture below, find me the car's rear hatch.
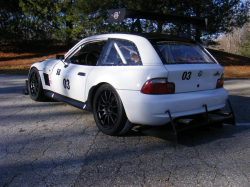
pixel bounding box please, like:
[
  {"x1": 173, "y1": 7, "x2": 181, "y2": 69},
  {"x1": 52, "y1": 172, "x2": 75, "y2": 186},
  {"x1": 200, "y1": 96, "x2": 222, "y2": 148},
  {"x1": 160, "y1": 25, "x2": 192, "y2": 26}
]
[
  {"x1": 165, "y1": 64, "x2": 224, "y2": 93},
  {"x1": 154, "y1": 41, "x2": 224, "y2": 93}
]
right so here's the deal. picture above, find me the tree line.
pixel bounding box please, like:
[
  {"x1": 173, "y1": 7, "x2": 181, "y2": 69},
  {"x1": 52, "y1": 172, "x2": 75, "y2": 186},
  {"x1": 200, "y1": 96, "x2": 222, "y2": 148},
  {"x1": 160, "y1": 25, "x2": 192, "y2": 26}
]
[{"x1": 0, "y1": 0, "x2": 249, "y2": 45}]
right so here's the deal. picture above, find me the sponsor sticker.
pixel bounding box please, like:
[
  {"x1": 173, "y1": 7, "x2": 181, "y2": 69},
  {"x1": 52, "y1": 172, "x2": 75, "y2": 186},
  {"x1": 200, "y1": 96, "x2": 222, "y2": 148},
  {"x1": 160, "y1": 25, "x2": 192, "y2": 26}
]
[{"x1": 113, "y1": 12, "x2": 120, "y2": 19}]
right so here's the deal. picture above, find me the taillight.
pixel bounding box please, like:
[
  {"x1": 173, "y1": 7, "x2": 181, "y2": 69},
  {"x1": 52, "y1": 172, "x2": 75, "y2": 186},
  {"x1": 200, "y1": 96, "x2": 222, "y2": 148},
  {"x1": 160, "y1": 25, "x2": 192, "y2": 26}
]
[
  {"x1": 216, "y1": 74, "x2": 224, "y2": 88},
  {"x1": 141, "y1": 78, "x2": 175, "y2": 94}
]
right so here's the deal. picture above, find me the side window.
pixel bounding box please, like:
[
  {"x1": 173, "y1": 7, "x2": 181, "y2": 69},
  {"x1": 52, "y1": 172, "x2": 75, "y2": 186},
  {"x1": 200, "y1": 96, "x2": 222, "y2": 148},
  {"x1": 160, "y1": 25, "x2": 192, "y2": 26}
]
[
  {"x1": 106, "y1": 47, "x2": 118, "y2": 63},
  {"x1": 66, "y1": 41, "x2": 106, "y2": 66},
  {"x1": 98, "y1": 39, "x2": 142, "y2": 66}
]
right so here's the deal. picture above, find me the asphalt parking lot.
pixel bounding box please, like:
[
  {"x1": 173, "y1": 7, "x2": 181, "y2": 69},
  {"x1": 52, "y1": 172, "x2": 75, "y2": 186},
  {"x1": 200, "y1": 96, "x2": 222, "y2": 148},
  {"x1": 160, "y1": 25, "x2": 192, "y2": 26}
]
[{"x1": 0, "y1": 74, "x2": 250, "y2": 187}]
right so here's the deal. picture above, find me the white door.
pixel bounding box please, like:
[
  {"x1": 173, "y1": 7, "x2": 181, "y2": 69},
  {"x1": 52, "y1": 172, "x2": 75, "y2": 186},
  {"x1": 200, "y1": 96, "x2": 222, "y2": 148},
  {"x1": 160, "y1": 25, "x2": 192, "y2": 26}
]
[
  {"x1": 64, "y1": 64, "x2": 94, "y2": 102},
  {"x1": 50, "y1": 61, "x2": 68, "y2": 96},
  {"x1": 51, "y1": 61, "x2": 94, "y2": 102}
]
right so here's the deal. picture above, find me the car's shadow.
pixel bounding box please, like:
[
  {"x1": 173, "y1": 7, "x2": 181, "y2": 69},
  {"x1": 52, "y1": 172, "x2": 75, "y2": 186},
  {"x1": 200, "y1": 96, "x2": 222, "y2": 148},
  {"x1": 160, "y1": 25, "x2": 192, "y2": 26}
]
[
  {"x1": 17, "y1": 79, "x2": 250, "y2": 147},
  {"x1": 26, "y1": 92, "x2": 250, "y2": 147},
  {"x1": 124, "y1": 123, "x2": 250, "y2": 147}
]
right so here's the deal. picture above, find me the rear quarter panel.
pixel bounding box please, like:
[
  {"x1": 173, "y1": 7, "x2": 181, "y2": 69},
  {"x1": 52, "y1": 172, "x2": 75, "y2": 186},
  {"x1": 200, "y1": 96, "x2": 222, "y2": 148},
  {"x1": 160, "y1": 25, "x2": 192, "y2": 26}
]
[{"x1": 85, "y1": 65, "x2": 169, "y2": 101}]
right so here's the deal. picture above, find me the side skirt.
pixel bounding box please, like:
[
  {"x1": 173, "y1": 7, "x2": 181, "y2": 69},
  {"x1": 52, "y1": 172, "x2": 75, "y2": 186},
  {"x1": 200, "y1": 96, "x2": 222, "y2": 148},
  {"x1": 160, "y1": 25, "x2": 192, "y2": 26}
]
[{"x1": 44, "y1": 90, "x2": 91, "y2": 112}]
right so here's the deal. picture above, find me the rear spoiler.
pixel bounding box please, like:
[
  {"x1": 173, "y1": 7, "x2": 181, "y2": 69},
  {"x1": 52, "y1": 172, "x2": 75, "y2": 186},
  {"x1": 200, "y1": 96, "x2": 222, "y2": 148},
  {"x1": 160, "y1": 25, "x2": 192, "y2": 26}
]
[{"x1": 109, "y1": 8, "x2": 208, "y2": 38}]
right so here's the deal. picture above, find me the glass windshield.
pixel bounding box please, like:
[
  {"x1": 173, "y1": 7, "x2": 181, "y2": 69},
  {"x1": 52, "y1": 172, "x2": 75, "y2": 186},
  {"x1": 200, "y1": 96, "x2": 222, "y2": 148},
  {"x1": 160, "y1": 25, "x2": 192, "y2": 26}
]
[{"x1": 155, "y1": 41, "x2": 215, "y2": 64}]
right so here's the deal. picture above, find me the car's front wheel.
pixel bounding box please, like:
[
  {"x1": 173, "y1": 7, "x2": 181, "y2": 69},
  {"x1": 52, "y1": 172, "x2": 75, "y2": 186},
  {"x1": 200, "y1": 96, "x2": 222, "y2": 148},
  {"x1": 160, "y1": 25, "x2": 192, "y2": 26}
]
[
  {"x1": 93, "y1": 84, "x2": 127, "y2": 135},
  {"x1": 28, "y1": 68, "x2": 46, "y2": 101}
]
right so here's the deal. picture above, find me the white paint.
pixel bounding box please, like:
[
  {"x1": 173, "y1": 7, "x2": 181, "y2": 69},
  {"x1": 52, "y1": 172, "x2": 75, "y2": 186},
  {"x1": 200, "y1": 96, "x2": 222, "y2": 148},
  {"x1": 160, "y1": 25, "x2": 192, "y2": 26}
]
[
  {"x1": 117, "y1": 88, "x2": 228, "y2": 125},
  {"x1": 30, "y1": 33, "x2": 229, "y2": 126}
]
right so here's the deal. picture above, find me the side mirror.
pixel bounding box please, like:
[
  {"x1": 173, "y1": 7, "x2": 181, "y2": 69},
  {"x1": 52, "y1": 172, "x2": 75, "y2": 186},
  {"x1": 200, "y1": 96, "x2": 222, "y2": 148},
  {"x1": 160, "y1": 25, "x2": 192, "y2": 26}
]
[
  {"x1": 64, "y1": 62, "x2": 69, "y2": 68},
  {"x1": 56, "y1": 55, "x2": 64, "y2": 60}
]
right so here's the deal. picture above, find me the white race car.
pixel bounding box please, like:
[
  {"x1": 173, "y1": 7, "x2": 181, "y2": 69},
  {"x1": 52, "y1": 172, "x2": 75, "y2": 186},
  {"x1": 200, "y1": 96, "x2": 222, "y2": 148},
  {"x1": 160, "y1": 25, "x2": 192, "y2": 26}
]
[{"x1": 27, "y1": 9, "x2": 235, "y2": 141}]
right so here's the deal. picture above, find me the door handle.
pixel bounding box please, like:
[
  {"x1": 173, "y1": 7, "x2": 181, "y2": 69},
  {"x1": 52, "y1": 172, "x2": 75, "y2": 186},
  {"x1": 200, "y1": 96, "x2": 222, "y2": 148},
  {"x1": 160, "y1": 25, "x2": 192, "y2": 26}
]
[{"x1": 78, "y1": 72, "x2": 86, "y2": 76}]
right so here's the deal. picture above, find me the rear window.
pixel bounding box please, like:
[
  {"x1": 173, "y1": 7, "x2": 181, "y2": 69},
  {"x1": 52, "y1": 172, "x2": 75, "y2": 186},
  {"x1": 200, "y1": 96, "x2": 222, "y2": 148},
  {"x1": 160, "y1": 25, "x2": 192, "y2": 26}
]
[{"x1": 154, "y1": 41, "x2": 216, "y2": 64}]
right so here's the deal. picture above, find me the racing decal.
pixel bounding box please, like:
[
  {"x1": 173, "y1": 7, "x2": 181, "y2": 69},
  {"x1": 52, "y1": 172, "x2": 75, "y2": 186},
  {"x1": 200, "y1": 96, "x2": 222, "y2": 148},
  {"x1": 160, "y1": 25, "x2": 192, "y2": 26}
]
[
  {"x1": 63, "y1": 79, "x2": 70, "y2": 90},
  {"x1": 113, "y1": 11, "x2": 120, "y2": 19},
  {"x1": 182, "y1": 71, "x2": 192, "y2": 80},
  {"x1": 56, "y1": 69, "x2": 61, "y2": 75},
  {"x1": 198, "y1": 71, "x2": 203, "y2": 77}
]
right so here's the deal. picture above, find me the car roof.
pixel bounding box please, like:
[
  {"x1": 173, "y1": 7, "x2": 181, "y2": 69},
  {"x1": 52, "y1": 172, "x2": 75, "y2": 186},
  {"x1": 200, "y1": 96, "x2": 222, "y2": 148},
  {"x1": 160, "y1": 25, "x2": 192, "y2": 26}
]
[{"x1": 130, "y1": 33, "x2": 196, "y2": 44}]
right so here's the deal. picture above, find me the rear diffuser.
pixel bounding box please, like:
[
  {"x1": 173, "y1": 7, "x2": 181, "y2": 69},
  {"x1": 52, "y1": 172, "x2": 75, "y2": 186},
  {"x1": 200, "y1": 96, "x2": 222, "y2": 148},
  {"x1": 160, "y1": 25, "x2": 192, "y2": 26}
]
[{"x1": 138, "y1": 99, "x2": 235, "y2": 143}]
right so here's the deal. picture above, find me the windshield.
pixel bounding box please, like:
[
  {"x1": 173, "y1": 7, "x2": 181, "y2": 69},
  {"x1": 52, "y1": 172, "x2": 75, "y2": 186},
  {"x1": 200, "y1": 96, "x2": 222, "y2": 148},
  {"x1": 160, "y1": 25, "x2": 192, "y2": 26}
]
[{"x1": 154, "y1": 41, "x2": 215, "y2": 64}]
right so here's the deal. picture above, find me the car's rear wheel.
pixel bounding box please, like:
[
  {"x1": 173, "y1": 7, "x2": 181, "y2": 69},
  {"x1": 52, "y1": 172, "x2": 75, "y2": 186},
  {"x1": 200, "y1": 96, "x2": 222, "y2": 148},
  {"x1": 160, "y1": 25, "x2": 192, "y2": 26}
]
[
  {"x1": 28, "y1": 68, "x2": 46, "y2": 101},
  {"x1": 93, "y1": 84, "x2": 127, "y2": 135}
]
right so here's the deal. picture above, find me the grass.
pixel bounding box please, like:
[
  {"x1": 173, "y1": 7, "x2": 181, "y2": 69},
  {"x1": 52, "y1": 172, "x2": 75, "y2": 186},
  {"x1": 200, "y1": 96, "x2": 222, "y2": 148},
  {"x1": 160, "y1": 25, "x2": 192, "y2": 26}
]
[
  {"x1": 0, "y1": 43, "x2": 250, "y2": 78},
  {"x1": 0, "y1": 43, "x2": 68, "y2": 75},
  {"x1": 207, "y1": 49, "x2": 250, "y2": 79}
]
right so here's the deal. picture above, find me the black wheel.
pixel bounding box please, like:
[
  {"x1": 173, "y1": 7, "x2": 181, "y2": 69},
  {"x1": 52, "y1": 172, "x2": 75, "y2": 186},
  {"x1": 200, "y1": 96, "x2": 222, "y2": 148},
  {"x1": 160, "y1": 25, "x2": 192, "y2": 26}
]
[
  {"x1": 28, "y1": 68, "x2": 46, "y2": 101},
  {"x1": 93, "y1": 84, "x2": 127, "y2": 135}
]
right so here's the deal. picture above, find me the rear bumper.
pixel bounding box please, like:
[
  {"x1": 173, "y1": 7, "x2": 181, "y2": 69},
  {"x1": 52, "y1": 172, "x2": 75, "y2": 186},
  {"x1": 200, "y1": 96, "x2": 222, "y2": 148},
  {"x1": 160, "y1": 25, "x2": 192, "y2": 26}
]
[
  {"x1": 139, "y1": 103, "x2": 235, "y2": 143},
  {"x1": 117, "y1": 88, "x2": 228, "y2": 125}
]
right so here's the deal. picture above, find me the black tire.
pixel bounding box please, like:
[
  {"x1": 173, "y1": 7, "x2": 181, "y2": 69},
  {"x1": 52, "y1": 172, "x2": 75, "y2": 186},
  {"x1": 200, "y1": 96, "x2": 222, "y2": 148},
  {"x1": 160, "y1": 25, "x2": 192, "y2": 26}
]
[
  {"x1": 28, "y1": 68, "x2": 46, "y2": 101},
  {"x1": 119, "y1": 120, "x2": 133, "y2": 135},
  {"x1": 93, "y1": 84, "x2": 127, "y2": 135}
]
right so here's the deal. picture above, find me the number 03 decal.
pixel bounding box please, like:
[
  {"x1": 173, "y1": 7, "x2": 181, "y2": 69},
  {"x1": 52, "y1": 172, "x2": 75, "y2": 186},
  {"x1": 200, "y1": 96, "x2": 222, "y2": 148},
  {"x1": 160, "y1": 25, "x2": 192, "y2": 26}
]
[
  {"x1": 182, "y1": 71, "x2": 192, "y2": 80},
  {"x1": 63, "y1": 78, "x2": 70, "y2": 90}
]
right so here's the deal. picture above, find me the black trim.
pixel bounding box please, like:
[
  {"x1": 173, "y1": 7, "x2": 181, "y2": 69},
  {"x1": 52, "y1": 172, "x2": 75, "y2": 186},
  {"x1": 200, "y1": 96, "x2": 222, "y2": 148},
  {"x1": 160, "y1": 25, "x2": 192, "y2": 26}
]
[
  {"x1": 109, "y1": 8, "x2": 208, "y2": 28},
  {"x1": 77, "y1": 72, "x2": 86, "y2": 76},
  {"x1": 85, "y1": 85, "x2": 99, "y2": 112},
  {"x1": 23, "y1": 80, "x2": 29, "y2": 95},
  {"x1": 44, "y1": 90, "x2": 91, "y2": 112},
  {"x1": 131, "y1": 19, "x2": 142, "y2": 33},
  {"x1": 43, "y1": 73, "x2": 50, "y2": 86},
  {"x1": 109, "y1": 8, "x2": 207, "y2": 38}
]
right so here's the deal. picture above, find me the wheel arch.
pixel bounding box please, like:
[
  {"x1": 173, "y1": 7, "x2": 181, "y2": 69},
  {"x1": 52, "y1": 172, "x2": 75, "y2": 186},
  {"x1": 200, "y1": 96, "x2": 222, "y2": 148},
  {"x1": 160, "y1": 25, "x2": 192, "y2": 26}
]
[
  {"x1": 86, "y1": 82, "x2": 108, "y2": 112},
  {"x1": 29, "y1": 66, "x2": 46, "y2": 89},
  {"x1": 86, "y1": 82, "x2": 128, "y2": 115},
  {"x1": 28, "y1": 67, "x2": 46, "y2": 101},
  {"x1": 92, "y1": 83, "x2": 128, "y2": 135}
]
